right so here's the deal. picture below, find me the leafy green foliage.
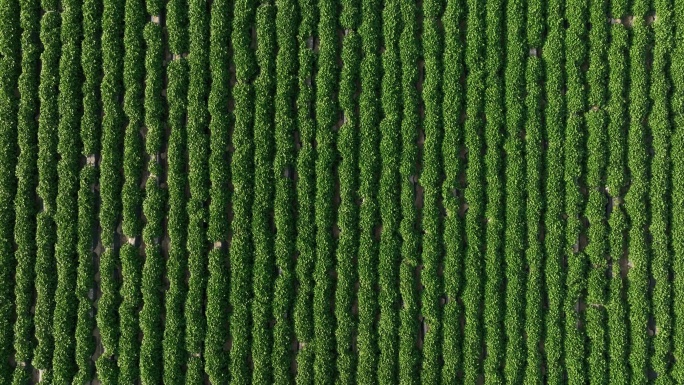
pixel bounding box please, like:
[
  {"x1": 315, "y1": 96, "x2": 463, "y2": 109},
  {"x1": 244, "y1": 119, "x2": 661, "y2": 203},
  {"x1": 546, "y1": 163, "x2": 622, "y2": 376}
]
[
  {"x1": 293, "y1": 0, "x2": 317, "y2": 381},
  {"x1": 271, "y1": 0, "x2": 298, "y2": 381},
  {"x1": 523, "y1": 0, "x2": 544, "y2": 381},
  {"x1": 672, "y1": 0, "x2": 684, "y2": 381},
  {"x1": 204, "y1": 0, "x2": 232, "y2": 382},
  {"x1": 335, "y1": 0, "x2": 360, "y2": 382},
  {"x1": 313, "y1": 0, "x2": 338, "y2": 381},
  {"x1": 52, "y1": 0, "x2": 83, "y2": 380},
  {"x1": 4, "y1": 1, "x2": 684, "y2": 383},
  {"x1": 503, "y1": 0, "x2": 526, "y2": 381},
  {"x1": 626, "y1": 0, "x2": 652, "y2": 382},
  {"x1": 12, "y1": 0, "x2": 40, "y2": 382},
  {"x1": 184, "y1": 0, "x2": 211, "y2": 381},
  {"x1": 542, "y1": 0, "x2": 567, "y2": 380},
  {"x1": 419, "y1": 0, "x2": 444, "y2": 381},
  {"x1": 483, "y1": 0, "x2": 505, "y2": 378},
  {"x1": 96, "y1": 0, "x2": 126, "y2": 380},
  {"x1": 0, "y1": 0, "x2": 19, "y2": 376},
  {"x1": 441, "y1": 0, "x2": 466, "y2": 380},
  {"x1": 462, "y1": 0, "x2": 486, "y2": 380},
  {"x1": 228, "y1": 0, "x2": 257, "y2": 382},
  {"x1": 564, "y1": 0, "x2": 589, "y2": 379},
  {"x1": 34, "y1": 2, "x2": 61, "y2": 382},
  {"x1": 649, "y1": 0, "x2": 675, "y2": 381},
  {"x1": 71, "y1": 0, "x2": 102, "y2": 382},
  {"x1": 357, "y1": 0, "x2": 380, "y2": 379},
  {"x1": 251, "y1": 4, "x2": 277, "y2": 384},
  {"x1": 139, "y1": 6, "x2": 166, "y2": 383},
  {"x1": 378, "y1": 0, "x2": 401, "y2": 382},
  {"x1": 585, "y1": 0, "x2": 610, "y2": 381},
  {"x1": 162, "y1": 0, "x2": 189, "y2": 383},
  {"x1": 606, "y1": 0, "x2": 629, "y2": 382},
  {"x1": 398, "y1": 2, "x2": 421, "y2": 382}
]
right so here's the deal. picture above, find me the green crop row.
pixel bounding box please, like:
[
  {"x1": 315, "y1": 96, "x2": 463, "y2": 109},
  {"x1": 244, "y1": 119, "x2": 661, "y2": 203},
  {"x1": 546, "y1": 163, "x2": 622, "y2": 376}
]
[
  {"x1": 673, "y1": 0, "x2": 684, "y2": 380},
  {"x1": 523, "y1": 0, "x2": 544, "y2": 380},
  {"x1": 0, "y1": 0, "x2": 19, "y2": 381},
  {"x1": 649, "y1": 0, "x2": 674, "y2": 381},
  {"x1": 72, "y1": 0, "x2": 102, "y2": 381},
  {"x1": 272, "y1": 0, "x2": 298, "y2": 381},
  {"x1": 0, "y1": 0, "x2": 19, "y2": 380},
  {"x1": 564, "y1": 0, "x2": 589, "y2": 378},
  {"x1": 251, "y1": 4, "x2": 277, "y2": 384},
  {"x1": 334, "y1": 0, "x2": 360, "y2": 381},
  {"x1": 139, "y1": 2, "x2": 165, "y2": 381},
  {"x1": 162, "y1": 0, "x2": 189, "y2": 382},
  {"x1": 74, "y1": 165, "x2": 98, "y2": 385},
  {"x1": 117, "y1": 238, "x2": 142, "y2": 384},
  {"x1": 420, "y1": 0, "x2": 444, "y2": 380},
  {"x1": 462, "y1": 0, "x2": 486, "y2": 379},
  {"x1": 483, "y1": 0, "x2": 505, "y2": 378},
  {"x1": 313, "y1": 0, "x2": 340, "y2": 384},
  {"x1": 504, "y1": 0, "x2": 528, "y2": 380},
  {"x1": 313, "y1": 0, "x2": 338, "y2": 382},
  {"x1": 228, "y1": 0, "x2": 256, "y2": 381},
  {"x1": 606, "y1": 0, "x2": 629, "y2": 381},
  {"x1": 503, "y1": 0, "x2": 526, "y2": 380},
  {"x1": 34, "y1": 2, "x2": 61, "y2": 382},
  {"x1": 272, "y1": 0, "x2": 298, "y2": 379},
  {"x1": 542, "y1": 0, "x2": 566, "y2": 379},
  {"x1": 12, "y1": 0, "x2": 40, "y2": 382},
  {"x1": 97, "y1": 0, "x2": 126, "y2": 379},
  {"x1": 167, "y1": 0, "x2": 187, "y2": 53},
  {"x1": 314, "y1": 0, "x2": 340, "y2": 380},
  {"x1": 121, "y1": 0, "x2": 145, "y2": 242},
  {"x1": 357, "y1": 0, "x2": 380, "y2": 379},
  {"x1": 118, "y1": 0, "x2": 146, "y2": 380},
  {"x1": 184, "y1": 0, "x2": 211, "y2": 381},
  {"x1": 52, "y1": 0, "x2": 83, "y2": 380},
  {"x1": 626, "y1": 0, "x2": 651, "y2": 382},
  {"x1": 136, "y1": 1, "x2": 164, "y2": 383},
  {"x1": 205, "y1": 0, "x2": 231, "y2": 381},
  {"x1": 378, "y1": 0, "x2": 401, "y2": 382},
  {"x1": 398, "y1": 0, "x2": 420, "y2": 382},
  {"x1": 585, "y1": 0, "x2": 609, "y2": 380},
  {"x1": 441, "y1": 0, "x2": 465, "y2": 380},
  {"x1": 293, "y1": 0, "x2": 316, "y2": 380},
  {"x1": 162, "y1": 56, "x2": 189, "y2": 385}
]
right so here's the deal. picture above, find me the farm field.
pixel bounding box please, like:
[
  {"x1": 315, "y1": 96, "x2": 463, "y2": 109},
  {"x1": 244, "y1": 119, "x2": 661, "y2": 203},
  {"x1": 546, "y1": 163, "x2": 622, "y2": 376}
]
[{"x1": 0, "y1": 0, "x2": 683, "y2": 382}]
